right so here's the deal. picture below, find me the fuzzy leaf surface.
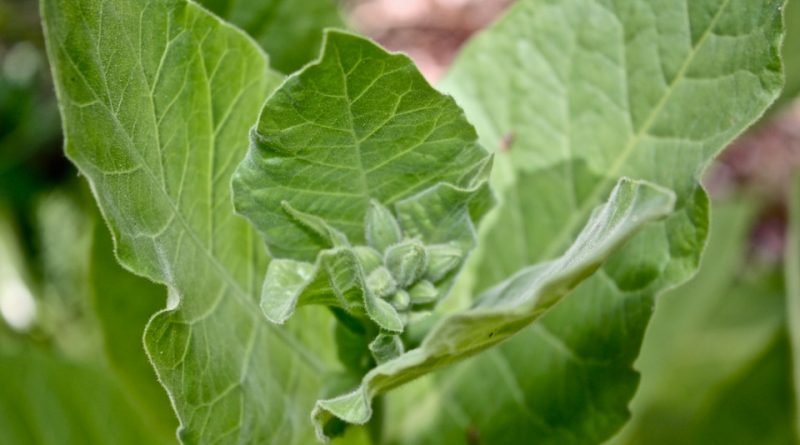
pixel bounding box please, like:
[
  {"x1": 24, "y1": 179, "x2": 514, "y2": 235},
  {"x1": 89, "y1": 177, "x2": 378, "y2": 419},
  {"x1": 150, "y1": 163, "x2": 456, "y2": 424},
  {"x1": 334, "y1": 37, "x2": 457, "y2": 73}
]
[
  {"x1": 233, "y1": 30, "x2": 491, "y2": 262},
  {"x1": 42, "y1": 0, "x2": 338, "y2": 443},
  {"x1": 233, "y1": 31, "x2": 492, "y2": 337},
  {"x1": 313, "y1": 178, "x2": 674, "y2": 441},
  {"x1": 386, "y1": 0, "x2": 786, "y2": 443}
]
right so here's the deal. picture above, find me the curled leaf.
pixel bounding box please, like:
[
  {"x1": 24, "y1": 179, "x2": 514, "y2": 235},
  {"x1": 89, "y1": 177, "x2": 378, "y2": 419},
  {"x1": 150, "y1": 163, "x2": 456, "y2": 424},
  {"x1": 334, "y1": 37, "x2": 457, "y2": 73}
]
[{"x1": 311, "y1": 178, "x2": 676, "y2": 441}]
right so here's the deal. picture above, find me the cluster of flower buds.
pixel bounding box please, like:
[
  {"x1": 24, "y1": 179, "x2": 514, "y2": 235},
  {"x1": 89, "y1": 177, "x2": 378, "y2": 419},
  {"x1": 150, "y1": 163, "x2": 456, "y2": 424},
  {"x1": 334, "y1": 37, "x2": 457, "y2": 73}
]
[{"x1": 356, "y1": 200, "x2": 463, "y2": 322}]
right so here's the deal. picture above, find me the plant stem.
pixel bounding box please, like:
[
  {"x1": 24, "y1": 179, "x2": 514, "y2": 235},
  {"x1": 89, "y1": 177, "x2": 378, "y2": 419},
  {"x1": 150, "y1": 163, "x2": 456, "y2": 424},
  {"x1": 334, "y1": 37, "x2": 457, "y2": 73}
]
[{"x1": 368, "y1": 395, "x2": 385, "y2": 444}]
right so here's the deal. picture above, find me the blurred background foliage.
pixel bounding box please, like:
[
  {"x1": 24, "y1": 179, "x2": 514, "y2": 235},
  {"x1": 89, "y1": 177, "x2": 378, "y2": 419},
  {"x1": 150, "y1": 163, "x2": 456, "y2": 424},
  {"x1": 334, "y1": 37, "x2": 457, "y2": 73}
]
[{"x1": 0, "y1": 0, "x2": 799, "y2": 443}]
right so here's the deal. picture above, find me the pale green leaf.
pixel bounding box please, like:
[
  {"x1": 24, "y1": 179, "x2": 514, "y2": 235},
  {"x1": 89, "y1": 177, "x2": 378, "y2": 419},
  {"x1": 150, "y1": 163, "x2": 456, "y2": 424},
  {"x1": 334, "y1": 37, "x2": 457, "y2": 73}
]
[
  {"x1": 89, "y1": 216, "x2": 178, "y2": 443},
  {"x1": 314, "y1": 178, "x2": 674, "y2": 441},
  {"x1": 780, "y1": 0, "x2": 800, "y2": 103},
  {"x1": 233, "y1": 30, "x2": 491, "y2": 262},
  {"x1": 386, "y1": 0, "x2": 785, "y2": 443},
  {"x1": 612, "y1": 199, "x2": 797, "y2": 445},
  {"x1": 789, "y1": 174, "x2": 800, "y2": 439},
  {"x1": 0, "y1": 350, "x2": 168, "y2": 445},
  {"x1": 42, "y1": 0, "x2": 339, "y2": 442},
  {"x1": 197, "y1": 0, "x2": 343, "y2": 73}
]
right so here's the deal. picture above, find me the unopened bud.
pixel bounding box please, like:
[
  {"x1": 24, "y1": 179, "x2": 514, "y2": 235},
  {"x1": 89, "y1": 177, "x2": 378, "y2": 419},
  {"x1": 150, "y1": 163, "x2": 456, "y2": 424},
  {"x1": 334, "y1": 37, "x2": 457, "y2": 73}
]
[
  {"x1": 384, "y1": 240, "x2": 428, "y2": 287},
  {"x1": 354, "y1": 246, "x2": 382, "y2": 273},
  {"x1": 366, "y1": 266, "x2": 397, "y2": 299},
  {"x1": 408, "y1": 280, "x2": 438, "y2": 306},
  {"x1": 365, "y1": 200, "x2": 402, "y2": 252},
  {"x1": 425, "y1": 243, "x2": 463, "y2": 282},
  {"x1": 369, "y1": 333, "x2": 404, "y2": 364},
  {"x1": 390, "y1": 290, "x2": 411, "y2": 312}
]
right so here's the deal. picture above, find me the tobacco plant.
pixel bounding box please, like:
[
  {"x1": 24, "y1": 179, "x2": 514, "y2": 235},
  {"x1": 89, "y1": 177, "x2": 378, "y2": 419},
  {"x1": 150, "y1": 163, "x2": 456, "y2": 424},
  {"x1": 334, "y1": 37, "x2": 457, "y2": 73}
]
[{"x1": 25, "y1": 0, "x2": 788, "y2": 443}]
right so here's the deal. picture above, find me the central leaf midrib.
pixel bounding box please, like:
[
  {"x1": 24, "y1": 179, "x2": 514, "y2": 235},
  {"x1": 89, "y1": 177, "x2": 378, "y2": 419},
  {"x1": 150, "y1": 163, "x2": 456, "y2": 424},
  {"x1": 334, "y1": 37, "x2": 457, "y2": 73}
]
[{"x1": 334, "y1": 45, "x2": 371, "y2": 207}]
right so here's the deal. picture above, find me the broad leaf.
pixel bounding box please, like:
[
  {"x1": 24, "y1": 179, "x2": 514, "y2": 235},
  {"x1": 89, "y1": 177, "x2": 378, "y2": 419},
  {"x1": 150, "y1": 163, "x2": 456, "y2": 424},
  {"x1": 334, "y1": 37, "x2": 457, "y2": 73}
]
[
  {"x1": 233, "y1": 30, "x2": 491, "y2": 262},
  {"x1": 90, "y1": 217, "x2": 178, "y2": 442},
  {"x1": 42, "y1": 0, "x2": 338, "y2": 443},
  {"x1": 197, "y1": 0, "x2": 343, "y2": 73},
  {"x1": 312, "y1": 178, "x2": 674, "y2": 441},
  {"x1": 386, "y1": 0, "x2": 786, "y2": 443},
  {"x1": 781, "y1": 0, "x2": 800, "y2": 103},
  {"x1": 0, "y1": 350, "x2": 170, "y2": 445},
  {"x1": 789, "y1": 174, "x2": 800, "y2": 438},
  {"x1": 612, "y1": 199, "x2": 797, "y2": 444}
]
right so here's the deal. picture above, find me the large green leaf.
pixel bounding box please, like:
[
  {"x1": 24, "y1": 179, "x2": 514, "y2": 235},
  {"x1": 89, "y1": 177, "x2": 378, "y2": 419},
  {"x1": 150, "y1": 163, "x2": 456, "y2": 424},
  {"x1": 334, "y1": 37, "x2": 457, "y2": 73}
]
[
  {"x1": 233, "y1": 30, "x2": 491, "y2": 262},
  {"x1": 780, "y1": 0, "x2": 800, "y2": 102},
  {"x1": 89, "y1": 217, "x2": 178, "y2": 442},
  {"x1": 42, "y1": 0, "x2": 339, "y2": 442},
  {"x1": 789, "y1": 174, "x2": 800, "y2": 438},
  {"x1": 385, "y1": 0, "x2": 785, "y2": 443},
  {"x1": 313, "y1": 178, "x2": 674, "y2": 441},
  {"x1": 197, "y1": 0, "x2": 343, "y2": 73},
  {"x1": 0, "y1": 350, "x2": 170, "y2": 445},
  {"x1": 611, "y1": 199, "x2": 797, "y2": 445},
  {"x1": 0, "y1": 197, "x2": 174, "y2": 445}
]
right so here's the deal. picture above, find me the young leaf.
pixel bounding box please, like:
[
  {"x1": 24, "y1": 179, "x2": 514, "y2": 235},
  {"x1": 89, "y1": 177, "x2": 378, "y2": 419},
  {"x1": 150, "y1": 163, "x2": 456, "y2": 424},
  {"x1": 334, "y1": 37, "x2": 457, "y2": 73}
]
[
  {"x1": 41, "y1": 0, "x2": 336, "y2": 442},
  {"x1": 232, "y1": 30, "x2": 493, "y2": 331},
  {"x1": 312, "y1": 178, "x2": 674, "y2": 441},
  {"x1": 233, "y1": 30, "x2": 491, "y2": 261},
  {"x1": 390, "y1": 0, "x2": 785, "y2": 443}
]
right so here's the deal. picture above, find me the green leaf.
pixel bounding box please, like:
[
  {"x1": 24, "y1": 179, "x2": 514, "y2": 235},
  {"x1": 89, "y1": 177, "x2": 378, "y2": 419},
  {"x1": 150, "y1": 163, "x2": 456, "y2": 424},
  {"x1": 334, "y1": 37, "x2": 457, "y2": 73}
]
[
  {"x1": 233, "y1": 30, "x2": 491, "y2": 261},
  {"x1": 779, "y1": 0, "x2": 800, "y2": 103},
  {"x1": 89, "y1": 215, "x2": 178, "y2": 443},
  {"x1": 232, "y1": 31, "x2": 493, "y2": 333},
  {"x1": 313, "y1": 178, "x2": 674, "y2": 441},
  {"x1": 197, "y1": 0, "x2": 343, "y2": 74},
  {"x1": 788, "y1": 174, "x2": 800, "y2": 439},
  {"x1": 613, "y1": 199, "x2": 797, "y2": 445},
  {"x1": 0, "y1": 350, "x2": 169, "y2": 445},
  {"x1": 41, "y1": 0, "x2": 338, "y2": 442},
  {"x1": 387, "y1": 0, "x2": 785, "y2": 443}
]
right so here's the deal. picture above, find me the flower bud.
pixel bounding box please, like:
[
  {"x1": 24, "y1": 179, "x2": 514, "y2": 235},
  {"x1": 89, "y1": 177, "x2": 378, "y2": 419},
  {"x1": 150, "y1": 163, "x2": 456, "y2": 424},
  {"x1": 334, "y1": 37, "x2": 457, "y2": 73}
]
[
  {"x1": 354, "y1": 246, "x2": 382, "y2": 273},
  {"x1": 384, "y1": 240, "x2": 428, "y2": 287},
  {"x1": 366, "y1": 266, "x2": 397, "y2": 299},
  {"x1": 369, "y1": 333, "x2": 404, "y2": 364},
  {"x1": 390, "y1": 290, "x2": 411, "y2": 311},
  {"x1": 408, "y1": 280, "x2": 438, "y2": 306},
  {"x1": 425, "y1": 243, "x2": 463, "y2": 282},
  {"x1": 364, "y1": 199, "x2": 402, "y2": 252}
]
